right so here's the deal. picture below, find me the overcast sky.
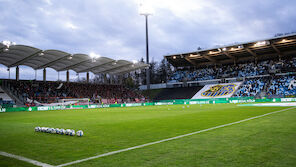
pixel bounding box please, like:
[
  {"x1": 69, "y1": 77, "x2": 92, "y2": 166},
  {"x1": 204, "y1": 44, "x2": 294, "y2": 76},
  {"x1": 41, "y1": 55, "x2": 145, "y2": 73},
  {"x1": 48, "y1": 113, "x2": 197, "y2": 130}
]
[{"x1": 0, "y1": 0, "x2": 295, "y2": 81}]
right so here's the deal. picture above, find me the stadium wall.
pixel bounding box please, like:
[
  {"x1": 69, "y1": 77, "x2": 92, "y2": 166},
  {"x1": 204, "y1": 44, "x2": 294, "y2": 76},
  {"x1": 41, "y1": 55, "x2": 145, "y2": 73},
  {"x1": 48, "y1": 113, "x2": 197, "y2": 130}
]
[{"x1": 1, "y1": 97, "x2": 296, "y2": 113}]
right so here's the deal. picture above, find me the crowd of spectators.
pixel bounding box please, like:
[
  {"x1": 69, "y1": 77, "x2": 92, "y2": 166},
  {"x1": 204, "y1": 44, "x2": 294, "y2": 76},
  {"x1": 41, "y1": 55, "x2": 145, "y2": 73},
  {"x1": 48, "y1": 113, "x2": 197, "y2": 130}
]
[
  {"x1": 217, "y1": 61, "x2": 270, "y2": 78},
  {"x1": 169, "y1": 57, "x2": 296, "y2": 82},
  {"x1": 6, "y1": 80, "x2": 145, "y2": 105},
  {"x1": 232, "y1": 75, "x2": 296, "y2": 98},
  {"x1": 169, "y1": 68, "x2": 216, "y2": 82},
  {"x1": 7, "y1": 81, "x2": 71, "y2": 105},
  {"x1": 267, "y1": 75, "x2": 296, "y2": 97},
  {"x1": 233, "y1": 78, "x2": 267, "y2": 97}
]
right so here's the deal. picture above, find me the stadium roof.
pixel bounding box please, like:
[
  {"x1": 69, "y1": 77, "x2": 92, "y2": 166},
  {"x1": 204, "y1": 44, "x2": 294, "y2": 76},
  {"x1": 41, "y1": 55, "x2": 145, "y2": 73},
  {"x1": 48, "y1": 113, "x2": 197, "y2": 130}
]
[
  {"x1": 0, "y1": 43, "x2": 148, "y2": 75},
  {"x1": 165, "y1": 33, "x2": 296, "y2": 68}
]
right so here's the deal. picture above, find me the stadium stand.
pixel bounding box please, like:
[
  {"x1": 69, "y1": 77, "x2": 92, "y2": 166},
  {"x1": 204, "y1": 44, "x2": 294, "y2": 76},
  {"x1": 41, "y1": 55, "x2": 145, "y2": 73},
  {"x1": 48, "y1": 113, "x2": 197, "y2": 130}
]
[
  {"x1": 169, "y1": 68, "x2": 216, "y2": 82},
  {"x1": 168, "y1": 58, "x2": 296, "y2": 83},
  {"x1": 163, "y1": 57, "x2": 296, "y2": 99},
  {"x1": 2, "y1": 80, "x2": 145, "y2": 106},
  {"x1": 267, "y1": 75, "x2": 296, "y2": 98},
  {"x1": 0, "y1": 86, "x2": 15, "y2": 108},
  {"x1": 233, "y1": 77, "x2": 267, "y2": 97},
  {"x1": 164, "y1": 34, "x2": 296, "y2": 100},
  {"x1": 4, "y1": 57, "x2": 294, "y2": 103}
]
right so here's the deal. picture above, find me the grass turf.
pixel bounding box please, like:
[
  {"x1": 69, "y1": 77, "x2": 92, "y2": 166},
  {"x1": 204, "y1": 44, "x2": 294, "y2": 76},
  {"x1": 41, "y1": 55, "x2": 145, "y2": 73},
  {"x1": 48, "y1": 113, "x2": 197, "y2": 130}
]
[{"x1": 0, "y1": 104, "x2": 295, "y2": 166}]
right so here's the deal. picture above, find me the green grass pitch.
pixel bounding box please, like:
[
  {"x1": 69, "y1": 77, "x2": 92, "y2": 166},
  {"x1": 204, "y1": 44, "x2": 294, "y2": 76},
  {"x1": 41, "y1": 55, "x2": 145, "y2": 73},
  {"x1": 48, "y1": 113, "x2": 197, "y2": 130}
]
[{"x1": 0, "y1": 104, "x2": 295, "y2": 166}]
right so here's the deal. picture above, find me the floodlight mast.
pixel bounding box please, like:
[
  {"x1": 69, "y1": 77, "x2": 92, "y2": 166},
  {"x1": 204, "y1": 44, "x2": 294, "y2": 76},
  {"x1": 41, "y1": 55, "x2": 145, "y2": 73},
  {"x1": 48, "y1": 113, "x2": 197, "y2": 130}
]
[{"x1": 140, "y1": 11, "x2": 151, "y2": 91}]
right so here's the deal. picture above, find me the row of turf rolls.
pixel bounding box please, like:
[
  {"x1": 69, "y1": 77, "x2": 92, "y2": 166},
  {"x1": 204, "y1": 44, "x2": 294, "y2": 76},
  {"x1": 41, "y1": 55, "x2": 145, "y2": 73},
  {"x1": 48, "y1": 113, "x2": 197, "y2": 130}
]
[{"x1": 35, "y1": 127, "x2": 83, "y2": 137}]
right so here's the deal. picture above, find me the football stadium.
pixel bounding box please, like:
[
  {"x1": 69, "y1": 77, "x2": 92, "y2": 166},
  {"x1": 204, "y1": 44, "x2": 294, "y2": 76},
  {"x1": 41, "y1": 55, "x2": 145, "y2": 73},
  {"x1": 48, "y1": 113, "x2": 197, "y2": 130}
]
[{"x1": 1, "y1": 1, "x2": 296, "y2": 167}]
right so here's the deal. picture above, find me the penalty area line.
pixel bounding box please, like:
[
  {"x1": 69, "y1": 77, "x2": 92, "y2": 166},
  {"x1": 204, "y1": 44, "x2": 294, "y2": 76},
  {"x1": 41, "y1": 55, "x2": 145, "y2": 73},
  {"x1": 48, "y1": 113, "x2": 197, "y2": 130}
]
[
  {"x1": 0, "y1": 151, "x2": 54, "y2": 167},
  {"x1": 57, "y1": 107, "x2": 296, "y2": 167}
]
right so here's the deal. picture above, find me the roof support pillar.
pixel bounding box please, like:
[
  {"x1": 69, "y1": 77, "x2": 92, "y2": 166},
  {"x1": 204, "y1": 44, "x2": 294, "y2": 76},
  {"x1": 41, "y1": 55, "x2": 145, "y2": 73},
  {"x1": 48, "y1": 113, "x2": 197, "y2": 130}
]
[
  {"x1": 8, "y1": 68, "x2": 10, "y2": 79},
  {"x1": 86, "y1": 72, "x2": 89, "y2": 83},
  {"x1": 104, "y1": 74, "x2": 107, "y2": 84},
  {"x1": 119, "y1": 75, "x2": 123, "y2": 85},
  {"x1": 16, "y1": 66, "x2": 19, "y2": 81},
  {"x1": 110, "y1": 74, "x2": 113, "y2": 84},
  {"x1": 204, "y1": 55, "x2": 217, "y2": 63},
  {"x1": 66, "y1": 70, "x2": 69, "y2": 82},
  {"x1": 43, "y1": 68, "x2": 46, "y2": 82},
  {"x1": 185, "y1": 56, "x2": 197, "y2": 66},
  {"x1": 271, "y1": 43, "x2": 283, "y2": 60},
  {"x1": 245, "y1": 48, "x2": 257, "y2": 63}
]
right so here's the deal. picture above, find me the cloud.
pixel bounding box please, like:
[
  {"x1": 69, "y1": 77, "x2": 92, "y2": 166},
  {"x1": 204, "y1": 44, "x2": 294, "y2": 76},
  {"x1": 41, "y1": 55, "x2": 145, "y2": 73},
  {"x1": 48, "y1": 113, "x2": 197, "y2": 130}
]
[
  {"x1": 64, "y1": 21, "x2": 79, "y2": 30},
  {"x1": 0, "y1": 0, "x2": 296, "y2": 80}
]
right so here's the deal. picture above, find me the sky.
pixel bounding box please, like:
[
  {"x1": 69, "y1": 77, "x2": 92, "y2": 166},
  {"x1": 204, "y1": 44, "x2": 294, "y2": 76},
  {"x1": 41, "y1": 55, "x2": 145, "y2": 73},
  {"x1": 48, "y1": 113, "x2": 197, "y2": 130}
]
[{"x1": 0, "y1": 0, "x2": 295, "y2": 81}]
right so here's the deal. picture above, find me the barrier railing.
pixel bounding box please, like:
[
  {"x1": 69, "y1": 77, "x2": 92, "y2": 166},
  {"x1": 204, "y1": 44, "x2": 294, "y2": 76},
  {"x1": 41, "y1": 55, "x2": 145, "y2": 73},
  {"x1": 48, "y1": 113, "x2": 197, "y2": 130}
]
[{"x1": 1, "y1": 97, "x2": 296, "y2": 113}]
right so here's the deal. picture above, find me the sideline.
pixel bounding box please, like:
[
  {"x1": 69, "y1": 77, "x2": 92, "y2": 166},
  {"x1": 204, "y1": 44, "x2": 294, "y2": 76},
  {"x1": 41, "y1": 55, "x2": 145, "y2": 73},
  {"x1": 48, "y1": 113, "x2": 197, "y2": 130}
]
[
  {"x1": 0, "y1": 151, "x2": 54, "y2": 167},
  {"x1": 238, "y1": 102, "x2": 296, "y2": 107}
]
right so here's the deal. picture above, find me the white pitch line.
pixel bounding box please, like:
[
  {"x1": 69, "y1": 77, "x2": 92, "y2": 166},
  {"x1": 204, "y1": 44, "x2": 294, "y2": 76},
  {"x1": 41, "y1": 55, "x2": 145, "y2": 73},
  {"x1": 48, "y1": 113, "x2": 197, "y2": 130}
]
[
  {"x1": 0, "y1": 151, "x2": 54, "y2": 167},
  {"x1": 57, "y1": 106, "x2": 296, "y2": 167}
]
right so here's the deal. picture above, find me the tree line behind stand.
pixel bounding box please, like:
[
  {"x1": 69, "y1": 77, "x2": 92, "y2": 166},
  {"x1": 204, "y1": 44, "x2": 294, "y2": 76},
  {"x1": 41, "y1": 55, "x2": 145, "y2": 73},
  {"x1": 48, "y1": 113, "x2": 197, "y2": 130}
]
[{"x1": 75, "y1": 57, "x2": 175, "y2": 89}]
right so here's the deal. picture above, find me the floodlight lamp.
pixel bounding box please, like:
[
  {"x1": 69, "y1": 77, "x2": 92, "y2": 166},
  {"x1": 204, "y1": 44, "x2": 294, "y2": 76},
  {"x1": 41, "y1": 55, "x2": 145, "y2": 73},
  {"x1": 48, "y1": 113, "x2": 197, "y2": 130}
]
[
  {"x1": 254, "y1": 41, "x2": 270, "y2": 47},
  {"x1": 173, "y1": 56, "x2": 177, "y2": 59},
  {"x1": 189, "y1": 54, "x2": 201, "y2": 58},
  {"x1": 238, "y1": 45, "x2": 244, "y2": 49},
  {"x1": 2, "y1": 40, "x2": 16, "y2": 48},
  {"x1": 2, "y1": 40, "x2": 10, "y2": 46},
  {"x1": 139, "y1": 1, "x2": 153, "y2": 15},
  {"x1": 222, "y1": 48, "x2": 227, "y2": 51},
  {"x1": 89, "y1": 52, "x2": 101, "y2": 59},
  {"x1": 89, "y1": 52, "x2": 96, "y2": 58}
]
